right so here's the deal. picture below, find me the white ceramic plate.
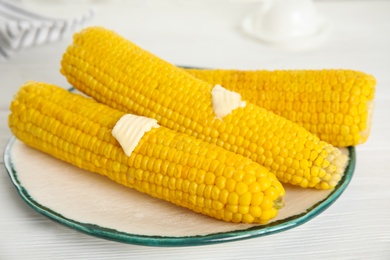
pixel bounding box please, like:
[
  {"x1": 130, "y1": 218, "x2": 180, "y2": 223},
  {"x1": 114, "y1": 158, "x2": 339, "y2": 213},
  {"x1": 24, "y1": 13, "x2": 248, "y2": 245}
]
[{"x1": 4, "y1": 137, "x2": 355, "y2": 247}]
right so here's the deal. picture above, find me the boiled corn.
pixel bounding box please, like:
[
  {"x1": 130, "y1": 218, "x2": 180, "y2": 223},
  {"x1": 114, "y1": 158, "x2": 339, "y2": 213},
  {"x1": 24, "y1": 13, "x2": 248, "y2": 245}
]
[
  {"x1": 185, "y1": 68, "x2": 376, "y2": 147},
  {"x1": 60, "y1": 26, "x2": 349, "y2": 189},
  {"x1": 8, "y1": 81, "x2": 285, "y2": 224}
]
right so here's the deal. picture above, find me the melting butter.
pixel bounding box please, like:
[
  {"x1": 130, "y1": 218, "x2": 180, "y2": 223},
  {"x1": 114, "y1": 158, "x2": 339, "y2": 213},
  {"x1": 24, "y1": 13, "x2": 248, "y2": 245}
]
[
  {"x1": 211, "y1": 84, "x2": 246, "y2": 119},
  {"x1": 112, "y1": 114, "x2": 160, "y2": 156}
]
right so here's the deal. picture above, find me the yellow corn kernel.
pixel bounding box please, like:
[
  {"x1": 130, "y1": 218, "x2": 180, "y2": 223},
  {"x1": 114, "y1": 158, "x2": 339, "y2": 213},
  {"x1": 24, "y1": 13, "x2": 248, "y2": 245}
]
[
  {"x1": 61, "y1": 26, "x2": 349, "y2": 189},
  {"x1": 9, "y1": 81, "x2": 285, "y2": 224},
  {"x1": 186, "y1": 68, "x2": 376, "y2": 147}
]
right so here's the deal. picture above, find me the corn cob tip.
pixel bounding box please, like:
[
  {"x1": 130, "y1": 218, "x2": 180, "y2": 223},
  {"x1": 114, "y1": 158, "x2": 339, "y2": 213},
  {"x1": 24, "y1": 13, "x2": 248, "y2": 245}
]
[
  {"x1": 273, "y1": 196, "x2": 285, "y2": 210},
  {"x1": 315, "y1": 145, "x2": 349, "y2": 189}
]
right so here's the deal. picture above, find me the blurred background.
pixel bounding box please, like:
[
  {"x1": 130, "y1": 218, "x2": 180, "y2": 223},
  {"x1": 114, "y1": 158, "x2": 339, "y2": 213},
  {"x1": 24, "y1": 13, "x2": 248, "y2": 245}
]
[{"x1": 1, "y1": 0, "x2": 388, "y2": 105}]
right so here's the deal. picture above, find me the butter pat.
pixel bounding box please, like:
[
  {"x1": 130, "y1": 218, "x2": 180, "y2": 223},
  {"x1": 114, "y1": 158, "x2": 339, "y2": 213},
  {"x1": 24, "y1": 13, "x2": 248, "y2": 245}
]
[
  {"x1": 211, "y1": 84, "x2": 246, "y2": 119},
  {"x1": 112, "y1": 114, "x2": 160, "y2": 156}
]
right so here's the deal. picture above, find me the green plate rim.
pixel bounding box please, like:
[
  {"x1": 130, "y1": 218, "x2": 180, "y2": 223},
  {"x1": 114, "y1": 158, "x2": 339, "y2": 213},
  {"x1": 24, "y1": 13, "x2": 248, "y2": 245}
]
[{"x1": 4, "y1": 136, "x2": 356, "y2": 247}]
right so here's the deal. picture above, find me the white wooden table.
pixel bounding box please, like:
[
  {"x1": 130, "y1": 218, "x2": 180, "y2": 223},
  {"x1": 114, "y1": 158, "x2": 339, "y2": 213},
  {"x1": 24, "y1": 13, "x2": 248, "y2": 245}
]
[{"x1": 1, "y1": 1, "x2": 389, "y2": 259}]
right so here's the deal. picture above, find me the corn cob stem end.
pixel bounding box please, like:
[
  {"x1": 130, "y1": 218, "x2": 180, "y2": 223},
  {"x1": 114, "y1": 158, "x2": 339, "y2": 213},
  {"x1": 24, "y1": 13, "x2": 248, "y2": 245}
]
[{"x1": 274, "y1": 196, "x2": 285, "y2": 210}]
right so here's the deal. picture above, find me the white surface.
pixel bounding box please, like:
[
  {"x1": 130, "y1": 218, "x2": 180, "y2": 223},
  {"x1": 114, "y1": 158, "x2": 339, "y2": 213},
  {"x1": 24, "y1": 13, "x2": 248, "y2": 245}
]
[{"x1": 1, "y1": 0, "x2": 390, "y2": 259}]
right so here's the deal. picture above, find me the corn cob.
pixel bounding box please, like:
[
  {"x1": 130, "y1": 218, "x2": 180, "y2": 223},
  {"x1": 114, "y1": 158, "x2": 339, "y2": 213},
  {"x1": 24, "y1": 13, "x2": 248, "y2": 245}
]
[
  {"x1": 185, "y1": 68, "x2": 376, "y2": 147},
  {"x1": 8, "y1": 81, "x2": 285, "y2": 224},
  {"x1": 60, "y1": 26, "x2": 348, "y2": 189}
]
